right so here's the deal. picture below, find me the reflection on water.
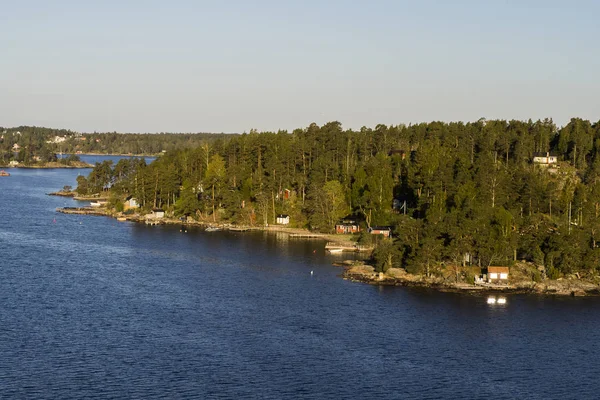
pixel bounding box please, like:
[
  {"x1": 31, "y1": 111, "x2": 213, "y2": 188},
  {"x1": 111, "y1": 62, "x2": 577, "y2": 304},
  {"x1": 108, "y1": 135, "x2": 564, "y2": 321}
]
[{"x1": 487, "y1": 296, "x2": 508, "y2": 305}]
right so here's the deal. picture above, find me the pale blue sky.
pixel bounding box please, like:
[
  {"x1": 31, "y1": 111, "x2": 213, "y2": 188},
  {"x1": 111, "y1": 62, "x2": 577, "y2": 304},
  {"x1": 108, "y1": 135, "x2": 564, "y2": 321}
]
[{"x1": 1, "y1": 0, "x2": 598, "y2": 133}]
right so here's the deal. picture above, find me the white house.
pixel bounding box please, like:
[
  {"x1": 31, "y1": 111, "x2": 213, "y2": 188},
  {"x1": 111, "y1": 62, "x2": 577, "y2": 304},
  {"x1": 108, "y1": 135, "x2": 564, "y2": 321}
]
[
  {"x1": 276, "y1": 214, "x2": 290, "y2": 225},
  {"x1": 124, "y1": 196, "x2": 139, "y2": 209},
  {"x1": 533, "y1": 152, "x2": 557, "y2": 165},
  {"x1": 149, "y1": 208, "x2": 165, "y2": 219},
  {"x1": 46, "y1": 136, "x2": 67, "y2": 144}
]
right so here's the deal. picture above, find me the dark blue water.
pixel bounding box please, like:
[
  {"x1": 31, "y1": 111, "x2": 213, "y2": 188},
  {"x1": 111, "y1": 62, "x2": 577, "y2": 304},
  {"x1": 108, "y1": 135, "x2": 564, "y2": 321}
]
[{"x1": 1, "y1": 166, "x2": 599, "y2": 399}]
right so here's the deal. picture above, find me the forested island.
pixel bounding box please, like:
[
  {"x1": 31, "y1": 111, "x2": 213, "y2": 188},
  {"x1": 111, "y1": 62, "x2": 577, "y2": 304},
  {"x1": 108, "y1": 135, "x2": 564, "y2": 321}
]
[
  {"x1": 0, "y1": 126, "x2": 232, "y2": 163},
  {"x1": 61, "y1": 118, "x2": 600, "y2": 290}
]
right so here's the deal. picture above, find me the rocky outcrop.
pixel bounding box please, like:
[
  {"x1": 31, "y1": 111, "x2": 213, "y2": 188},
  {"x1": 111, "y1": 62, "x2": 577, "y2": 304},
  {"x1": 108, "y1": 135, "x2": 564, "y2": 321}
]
[{"x1": 342, "y1": 264, "x2": 600, "y2": 296}]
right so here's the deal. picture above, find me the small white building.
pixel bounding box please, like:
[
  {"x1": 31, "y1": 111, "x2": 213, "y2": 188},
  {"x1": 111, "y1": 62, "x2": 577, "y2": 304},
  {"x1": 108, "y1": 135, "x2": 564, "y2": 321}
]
[
  {"x1": 124, "y1": 197, "x2": 139, "y2": 209},
  {"x1": 8, "y1": 160, "x2": 19, "y2": 167},
  {"x1": 149, "y1": 208, "x2": 165, "y2": 219},
  {"x1": 276, "y1": 214, "x2": 290, "y2": 225},
  {"x1": 46, "y1": 136, "x2": 67, "y2": 144},
  {"x1": 533, "y1": 152, "x2": 557, "y2": 165}
]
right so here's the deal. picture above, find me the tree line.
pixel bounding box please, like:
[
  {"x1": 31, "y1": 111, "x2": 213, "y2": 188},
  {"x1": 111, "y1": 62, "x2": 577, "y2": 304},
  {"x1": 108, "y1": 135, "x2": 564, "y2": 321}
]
[
  {"x1": 0, "y1": 126, "x2": 234, "y2": 160},
  {"x1": 74, "y1": 118, "x2": 600, "y2": 277}
]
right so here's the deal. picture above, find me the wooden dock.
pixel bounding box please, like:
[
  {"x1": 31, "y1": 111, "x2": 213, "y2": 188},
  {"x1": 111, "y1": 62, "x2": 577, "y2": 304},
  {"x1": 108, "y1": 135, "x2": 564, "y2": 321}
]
[
  {"x1": 325, "y1": 242, "x2": 374, "y2": 253},
  {"x1": 290, "y1": 233, "x2": 326, "y2": 238}
]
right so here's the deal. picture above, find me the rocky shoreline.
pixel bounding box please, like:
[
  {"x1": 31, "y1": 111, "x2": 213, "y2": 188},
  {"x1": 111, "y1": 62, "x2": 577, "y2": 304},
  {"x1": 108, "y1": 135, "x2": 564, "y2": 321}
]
[
  {"x1": 52, "y1": 201, "x2": 600, "y2": 298},
  {"x1": 341, "y1": 264, "x2": 600, "y2": 297},
  {"x1": 54, "y1": 205, "x2": 353, "y2": 244}
]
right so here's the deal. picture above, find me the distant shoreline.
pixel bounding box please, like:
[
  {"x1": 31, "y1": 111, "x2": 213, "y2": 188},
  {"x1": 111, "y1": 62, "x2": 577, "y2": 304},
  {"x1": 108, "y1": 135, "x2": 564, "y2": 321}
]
[
  {"x1": 0, "y1": 162, "x2": 93, "y2": 169},
  {"x1": 68, "y1": 152, "x2": 159, "y2": 157}
]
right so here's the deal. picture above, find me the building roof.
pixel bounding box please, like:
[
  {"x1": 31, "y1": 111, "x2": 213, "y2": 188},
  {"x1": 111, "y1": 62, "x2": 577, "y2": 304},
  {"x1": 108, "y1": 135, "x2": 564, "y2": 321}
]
[
  {"x1": 277, "y1": 214, "x2": 289, "y2": 218},
  {"x1": 370, "y1": 226, "x2": 392, "y2": 231},
  {"x1": 337, "y1": 220, "x2": 358, "y2": 225},
  {"x1": 532, "y1": 152, "x2": 557, "y2": 157},
  {"x1": 152, "y1": 208, "x2": 164, "y2": 212},
  {"x1": 488, "y1": 266, "x2": 509, "y2": 273}
]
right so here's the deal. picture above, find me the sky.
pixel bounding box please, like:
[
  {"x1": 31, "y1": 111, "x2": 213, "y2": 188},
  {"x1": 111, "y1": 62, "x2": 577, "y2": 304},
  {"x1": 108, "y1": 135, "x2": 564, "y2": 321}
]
[{"x1": 1, "y1": 0, "x2": 599, "y2": 133}]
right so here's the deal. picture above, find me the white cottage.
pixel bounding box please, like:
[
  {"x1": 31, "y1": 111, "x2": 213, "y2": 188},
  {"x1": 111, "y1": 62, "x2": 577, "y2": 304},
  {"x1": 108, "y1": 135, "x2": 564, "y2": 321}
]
[
  {"x1": 276, "y1": 214, "x2": 290, "y2": 225},
  {"x1": 124, "y1": 196, "x2": 139, "y2": 209},
  {"x1": 150, "y1": 208, "x2": 165, "y2": 219},
  {"x1": 533, "y1": 152, "x2": 557, "y2": 165}
]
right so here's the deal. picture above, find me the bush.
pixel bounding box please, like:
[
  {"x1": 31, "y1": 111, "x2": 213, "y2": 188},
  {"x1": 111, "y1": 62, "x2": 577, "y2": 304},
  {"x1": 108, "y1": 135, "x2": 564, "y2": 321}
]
[{"x1": 547, "y1": 266, "x2": 560, "y2": 280}]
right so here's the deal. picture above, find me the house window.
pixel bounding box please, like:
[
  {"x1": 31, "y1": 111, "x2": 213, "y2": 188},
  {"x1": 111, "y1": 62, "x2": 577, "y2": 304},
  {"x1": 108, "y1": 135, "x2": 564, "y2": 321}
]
[
  {"x1": 490, "y1": 273, "x2": 498, "y2": 279},
  {"x1": 500, "y1": 273, "x2": 508, "y2": 279}
]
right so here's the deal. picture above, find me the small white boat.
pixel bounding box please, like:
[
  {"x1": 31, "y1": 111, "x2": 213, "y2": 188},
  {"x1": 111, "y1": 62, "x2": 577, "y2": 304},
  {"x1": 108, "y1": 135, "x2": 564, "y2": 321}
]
[
  {"x1": 487, "y1": 297, "x2": 497, "y2": 304},
  {"x1": 327, "y1": 248, "x2": 344, "y2": 254},
  {"x1": 90, "y1": 201, "x2": 102, "y2": 207},
  {"x1": 497, "y1": 297, "x2": 507, "y2": 304},
  {"x1": 205, "y1": 227, "x2": 221, "y2": 232}
]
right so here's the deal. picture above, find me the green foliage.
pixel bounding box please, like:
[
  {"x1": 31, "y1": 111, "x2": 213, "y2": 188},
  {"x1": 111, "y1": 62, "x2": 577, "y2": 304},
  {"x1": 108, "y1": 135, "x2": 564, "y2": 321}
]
[
  {"x1": 58, "y1": 118, "x2": 600, "y2": 277},
  {"x1": 108, "y1": 197, "x2": 124, "y2": 212},
  {"x1": 373, "y1": 239, "x2": 400, "y2": 273},
  {"x1": 76, "y1": 175, "x2": 89, "y2": 195},
  {"x1": 547, "y1": 266, "x2": 560, "y2": 280}
]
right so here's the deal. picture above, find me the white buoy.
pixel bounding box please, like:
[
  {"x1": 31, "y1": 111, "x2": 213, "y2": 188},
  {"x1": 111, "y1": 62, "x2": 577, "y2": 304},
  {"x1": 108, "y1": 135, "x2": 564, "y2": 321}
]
[{"x1": 311, "y1": 271, "x2": 313, "y2": 275}]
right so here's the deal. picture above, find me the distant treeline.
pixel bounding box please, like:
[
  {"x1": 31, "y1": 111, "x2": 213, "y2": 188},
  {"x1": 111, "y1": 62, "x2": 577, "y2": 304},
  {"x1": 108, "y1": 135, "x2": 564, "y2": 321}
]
[{"x1": 0, "y1": 126, "x2": 234, "y2": 163}]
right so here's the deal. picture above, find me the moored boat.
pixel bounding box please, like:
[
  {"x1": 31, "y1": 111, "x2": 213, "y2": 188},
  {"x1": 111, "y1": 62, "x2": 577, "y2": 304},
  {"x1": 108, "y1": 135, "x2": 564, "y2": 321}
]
[{"x1": 0, "y1": 170, "x2": 10, "y2": 177}]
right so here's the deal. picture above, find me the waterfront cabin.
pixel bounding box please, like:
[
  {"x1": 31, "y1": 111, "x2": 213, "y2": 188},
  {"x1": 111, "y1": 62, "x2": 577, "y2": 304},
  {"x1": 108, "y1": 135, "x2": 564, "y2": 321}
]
[
  {"x1": 8, "y1": 160, "x2": 19, "y2": 167},
  {"x1": 276, "y1": 214, "x2": 290, "y2": 225},
  {"x1": 149, "y1": 208, "x2": 165, "y2": 219},
  {"x1": 335, "y1": 220, "x2": 360, "y2": 234},
  {"x1": 533, "y1": 152, "x2": 558, "y2": 165},
  {"x1": 369, "y1": 226, "x2": 392, "y2": 238},
  {"x1": 124, "y1": 196, "x2": 139, "y2": 209},
  {"x1": 487, "y1": 266, "x2": 509, "y2": 282}
]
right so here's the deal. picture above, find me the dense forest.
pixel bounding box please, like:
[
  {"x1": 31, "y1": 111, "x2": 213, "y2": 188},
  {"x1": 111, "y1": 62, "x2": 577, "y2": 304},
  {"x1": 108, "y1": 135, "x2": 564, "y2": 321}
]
[{"x1": 73, "y1": 118, "x2": 600, "y2": 277}]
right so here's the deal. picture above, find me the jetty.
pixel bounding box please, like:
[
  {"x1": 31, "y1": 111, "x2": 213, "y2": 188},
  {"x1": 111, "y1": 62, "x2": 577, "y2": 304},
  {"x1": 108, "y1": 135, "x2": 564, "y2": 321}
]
[
  {"x1": 325, "y1": 242, "x2": 373, "y2": 253},
  {"x1": 290, "y1": 233, "x2": 326, "y2": 238}
]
